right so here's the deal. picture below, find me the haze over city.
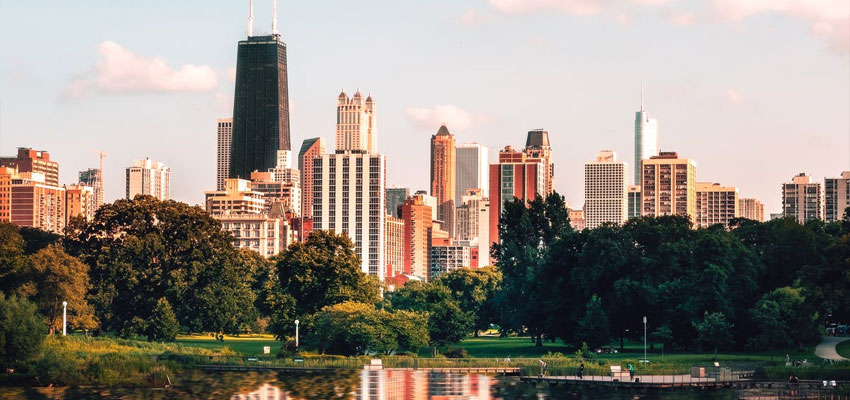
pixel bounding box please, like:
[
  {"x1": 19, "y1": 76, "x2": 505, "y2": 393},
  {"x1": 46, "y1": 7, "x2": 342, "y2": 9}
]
[{"x1": 1, "y1": 0, "x2": 848, "y2": 213}]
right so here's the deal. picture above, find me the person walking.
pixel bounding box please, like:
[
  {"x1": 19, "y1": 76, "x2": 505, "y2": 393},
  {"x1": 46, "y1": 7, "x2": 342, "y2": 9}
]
[
  {"x1": 628, "y1": 363, "x2": 635, "y2": 381},
  {"x1": 578, "y1": 362, "x2": 584, "y2": 380}
]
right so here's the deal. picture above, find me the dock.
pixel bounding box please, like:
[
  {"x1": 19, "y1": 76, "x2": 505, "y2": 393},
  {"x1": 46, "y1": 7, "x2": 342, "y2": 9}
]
[
  {"x1": 520, "y1": 374, "x2": 844, "y2": 390},
  {"x1": 200, "y1": 365, "x2": 519, "y2": 375}
]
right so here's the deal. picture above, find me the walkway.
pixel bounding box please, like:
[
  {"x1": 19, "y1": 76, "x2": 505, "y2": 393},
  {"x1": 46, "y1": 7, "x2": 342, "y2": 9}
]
[{"x1": 814, "y1": 336, "x2": 849, "y2": 361}]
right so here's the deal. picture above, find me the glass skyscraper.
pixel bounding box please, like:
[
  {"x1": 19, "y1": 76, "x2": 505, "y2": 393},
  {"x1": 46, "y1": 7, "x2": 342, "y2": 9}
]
[{"x1": 634, "y1": 109, "x2": 658, "y2": 185}]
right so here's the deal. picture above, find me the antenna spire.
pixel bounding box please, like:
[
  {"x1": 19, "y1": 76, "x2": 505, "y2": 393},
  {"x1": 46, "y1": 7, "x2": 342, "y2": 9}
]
[
  {"x1": 640, "y1": 81, "x2": 644, "y2": 111},
  {"x1": 248, "y1": 0, "x2": 255, "y2": 36},
  {"x1": 272, "y1": 0, "x2": 279, "y2": 35}
]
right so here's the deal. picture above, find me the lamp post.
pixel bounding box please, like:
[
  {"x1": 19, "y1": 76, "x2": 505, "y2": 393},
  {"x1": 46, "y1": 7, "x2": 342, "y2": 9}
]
[
  {"x1": 62, "y1": 301, "x2": 68, "y2": 337},
  {"x1": 294, "y1": 319, "x2": 300, "y2": 349},
  {"x1": 642, "y1": 316, "x2": 647, "y2": 363}
]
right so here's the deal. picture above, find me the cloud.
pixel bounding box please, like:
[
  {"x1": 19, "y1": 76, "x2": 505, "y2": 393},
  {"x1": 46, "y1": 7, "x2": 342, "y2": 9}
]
[
  {"x1": 460, "y1": 9, "x2": 496, "y2": 25},
  {"x1": 488, "y1": 0, "x2": 674, "y2": 16},
  {"x1": 726, "y1": 89, "x2": 742, "y2": 104},
  {"x1": 226, "y1": 67, "x2": 237, "y2": 83},
  {"x1": 669, "y1": 12, "x2": 695, "y2": 26},
  {"x1": 405, "y1": 105, "x2": 490, "y2": 131},
  {"x1": 64, "y1": 41, "x2": 218, "y2": 98}
]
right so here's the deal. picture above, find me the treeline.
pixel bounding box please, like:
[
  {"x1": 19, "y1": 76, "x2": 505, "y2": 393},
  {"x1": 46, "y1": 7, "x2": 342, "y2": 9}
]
[{"x1": 493, "y1": 193, "x2": 850, "y2": 353}]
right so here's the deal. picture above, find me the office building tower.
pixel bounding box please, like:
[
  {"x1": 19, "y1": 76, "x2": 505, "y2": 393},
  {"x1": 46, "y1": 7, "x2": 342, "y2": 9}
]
[
  {"x1": 0, "y1": 148, "x2": 59, "y2": 187},
  {"x1": 401, "y1": 194, "x2": 433, "y2": 279},
  {"x1": 205, "y1": 178, "x2": 266, "y2": 215},
  {"x1": 64, "y1": 184, "x2": 96, "y2": 224},
  {"x1": 825, "y1": 171, "x2": 850, "y2": 222},
  {"x1": 488, "y1": 146, "x2": 545, "y2": 250},
  {"x1": 627, "y1": 185, "x2": 641, "y2": 219},
  {"x1": 0, "y1": 166, "x2": 16, "y2": 222},
  {"x1": 455, "y1": 143, "x2": 489, "y2": 204},
  {"x1": 523, "y1": 129, "x2": 554, "y2": 195},
  {"x1": 430, "y1": 244, "x2": 472, "y2": 280},
  {"x1": 640, "y1": 152, "x2": 696, "y2": 219},
  {"x1": 249, "y1": 171, "x2": 300, "y2": 216},
  {"x1": 336, "y1": 91, "x2": 377, "y2": 153},
  {"x1": 634, "y1": 100, "x2": 659, "y2": 185},
  {"x1": 584, "y1": 150, "x2": 628, "y2": 229},
  {"x1": 312, "y1": 152, "x2": 386, "y2": 280},
  {"x1": 125, "y1": 158, "x2": 170, "y2": 200},
  {"x1": 216, "y1": 117, "x2": 233, "y2": 190},
  {"x1": 431, "y1": 125, "x2": 456, "y2": 238},
  {"x1": 738, "y1": 198, "x2": 765, "y2": 222},
  {"x1": 298, "y1": 137, "x2": 326, "y2": 219},
  {"x1": 695, "y1": 182, "x2": 738, "y2": 228},
  {"x1": 10, "y1": 172, "x2": 65, "y2": 234},
  {"x1": 78, "y1": 168, "x2": 104, "y2": 209},
  {"x1": 455, "y1": 188, "x2": 490, "y2": 266},
  {"x1": 782, "y1": 173, "x2": 822, "y2": 224},
  {"x1": 229, "y1": 18, "x2": 291, "y2": 180},
  {"x1": 386, "y1": 187, "x2": 409, "y2": 218},
  {"x1": 385, "y1": 215, "x2": 405, "y2": 279}
]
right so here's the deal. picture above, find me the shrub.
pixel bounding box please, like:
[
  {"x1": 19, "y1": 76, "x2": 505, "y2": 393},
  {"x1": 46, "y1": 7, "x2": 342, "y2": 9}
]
[
  {"x1": 0, "y1": 295, "x2": 46, "y2": 369},
  {"x1": 444, "y1": 348, "x2": 467, "y2": 358}
]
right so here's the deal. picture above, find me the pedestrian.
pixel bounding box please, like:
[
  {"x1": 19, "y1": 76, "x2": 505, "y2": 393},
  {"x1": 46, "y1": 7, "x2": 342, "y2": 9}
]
[
  {"x1": 628, "y1": 363, "x2": 635, "y2": 381},
  {"x1": 578, "y1": 362, "x2": 584, "y2": 380}
]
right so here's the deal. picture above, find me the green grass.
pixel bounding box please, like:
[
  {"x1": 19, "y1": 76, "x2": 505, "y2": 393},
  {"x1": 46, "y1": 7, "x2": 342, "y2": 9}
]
[
  {"x1": 175, "y1": 333, "x2": 281, "y2": 356},
  {"x1": 836, "y1": 339, "x2": 850, "y2": 359}
]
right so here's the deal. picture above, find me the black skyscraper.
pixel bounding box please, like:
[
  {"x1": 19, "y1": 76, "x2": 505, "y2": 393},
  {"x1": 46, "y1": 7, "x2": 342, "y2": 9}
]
[{"x1": 230, "y1": 34, "x2": 291, "y2": 180}]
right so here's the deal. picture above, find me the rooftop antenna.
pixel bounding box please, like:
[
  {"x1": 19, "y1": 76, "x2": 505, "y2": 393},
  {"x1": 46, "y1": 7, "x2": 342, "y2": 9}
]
[
  {"x1": 248, "y1": 0, "x2": 255, "y2": 36},
  {"x1": 640, "y1": 81, "x2": 644, "y2": 111},
  {"x1": 272, "y1": 0, "x2": 279, "y2": 35}
]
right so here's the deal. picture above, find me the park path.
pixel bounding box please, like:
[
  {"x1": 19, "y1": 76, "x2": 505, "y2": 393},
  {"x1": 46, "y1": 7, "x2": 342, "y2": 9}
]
[{"x1": 814, "y1": 336, "x2": 848, "y2": 361}]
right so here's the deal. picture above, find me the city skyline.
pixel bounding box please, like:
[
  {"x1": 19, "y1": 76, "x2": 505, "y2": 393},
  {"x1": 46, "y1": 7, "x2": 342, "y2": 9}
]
[{"x1": 1, "y1": 1, "x2": 848, "y2": 215}]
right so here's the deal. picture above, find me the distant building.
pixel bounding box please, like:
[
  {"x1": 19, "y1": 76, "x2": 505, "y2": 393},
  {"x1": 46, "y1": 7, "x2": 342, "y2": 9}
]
[
  {"x1": 125, "y1": 158, "x2": 170, "y2": 200},
  {"x1": 627, "y1": 185, "x2": 641, "y2": 219},
  {"x1": 455, "y1": 189, "x2": 490, "y2": 266},
  {"x1": 298, "y1": 137, "x2": 325, "y2": 219},
  {"x1": 401, "y1": 194, "x2": 433, "y2": 280},
  {"x1": 385, "y1": 187, "x2": 409, "y2": 218},
  {"x1": 737, "y1": 198, "x2": 765, "y2": 222},
  {"x1": 216, "y1": 213, "x2": 294, "y2": 258},
  {"x1": 431, "y1": 125, "x2": 456, "y2": 238},
  {"x1": 64, "y1": 184, "x2": 96, "y2": 224},
  {"x1": 569, "y1": 208, "x2": 586, "y2": 231},
  {"x1": 584, "y1": 150, "x2": 628, "y2": 228},
  {"x1": 249, "y1": 172, "x2": 300, "y2": 216},
  {"x1": 782, "y1": 173, "x2": 822, "y2": 224},
  {"x1": 640, "y1": 152, "x2": 696, "y2": 219},
  {"x1": 524, "y1": 129, "x2": 554, "y2": 195},
  {"x1": 0, "y1": 166, "x2": 16, "y2": 222},
  {"x1": 385, "y1": 215, "x2": 405, "y2": 280},
  {"x1": 455, "y1": 143, "x2": 489, "y2": 204},
  {"x1": 825, "y1": 171, "x2": 850, "y2": 222},
  {"x1": 1, "y1": 148, "x2": 59, "y2": 187},
  {"x1": 10, "y1": 172, "x2": 65, "y2": 234},
  {"x1": 216, "y1": 117, "x2": 233, "y2": 190},
  {"x1": 336, "y1": 90, "x2": 377, "y2": 153},
  {"x1": 205, "y1": 178, "x2": 266, "y2": 215},
  {"x1": 695, "y1": 182, "x2": 738, "y2": 228},
  {"x1": 634, "y1": 103, "x2": 658, "y2": 185},
  {"x1": 78, "y1": 168, "x2": 104, "y2": 209},
  {"x1": 489, "y1": 146, "x2": 545, "y2": 250},
  {"x1": 430, "y1": 244, "x2": 472, "y2": 281}
]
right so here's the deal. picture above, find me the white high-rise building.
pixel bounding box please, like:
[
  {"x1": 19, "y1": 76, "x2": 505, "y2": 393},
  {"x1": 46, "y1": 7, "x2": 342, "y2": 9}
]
[
  {"x1": 455, "y1": 143, "x2": 489, "y2": 205},
  {"x1": 125, "y1": 158, "x2": 170, "y2": 200},
  {"x1": 216, "y1": 118, "x2": 233, "y2": 191},
  {"x1": 584, "y1": 150, "x2": 628, "y2": 229},
  {"x1": 825, "y1": 171, "x2": 850, "y2": 223},
  {"x1": 455, "y1": 188, "x2": 490, "y2": 265},
  {"x1": 312, "y1": 151, "x2": 386, "y2": 280},
  {"x1": 782, "y1": 173, "x2": 822, "y2": 224},
  {"x1": 336, "y1": 91, "x2": 376, "y2": 153},
  {"x1": 634, "y1": 100, "x2": 658, "y2": 185}
]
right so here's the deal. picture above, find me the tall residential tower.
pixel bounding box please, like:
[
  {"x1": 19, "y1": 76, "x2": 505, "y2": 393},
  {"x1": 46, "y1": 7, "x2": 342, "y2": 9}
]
[
  {"x1": 336, "y1": 91, "x2": 376, "y2": 153},
  {"x1": 634, "y1": 96, "x2": 658, "y2": 185},
  {"x1": 455, "y1": 143, "x2": 489, "y2": 205},
  {"x1": 584, "y1": 150, "x2": 628, "y2": 229}
]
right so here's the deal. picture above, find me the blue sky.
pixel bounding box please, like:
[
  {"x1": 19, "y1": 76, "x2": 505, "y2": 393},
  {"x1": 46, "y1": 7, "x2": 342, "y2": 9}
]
[{"x1": 1, "y1": 0, "x2": 848, "y2": 214}]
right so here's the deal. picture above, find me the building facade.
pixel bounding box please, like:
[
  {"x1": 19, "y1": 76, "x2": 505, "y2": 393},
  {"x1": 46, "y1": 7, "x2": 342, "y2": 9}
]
[
  {"x1": 204, "y1": 178, "x2": 266, "y2": 215},
  {"x1": 126, "y1": 158, "x2": 170, "y2": 200},
  {"x1": 336, "y1": 91, "x2": 376, "y2": 153},
  {"x1": 584, "y1": 150, "x2": 628, "y2": 228},
  {"x1": 385, "y1": 187, "x2": 409, "y2": 218},
  {"x1": 782, "y1": 173, "x2": 822, "y2": 224},
  {"x1": 430, "y1": 125, "x2": 456, "y2": 238},
  {"x1": 216, "y1": 117, "x2": 233, "y2": 190},
  {"x1": 455, "y1": 143, "x2": 489, "y2": 205},
  {"x1": 825, "y1": 171, "x2": 850, "y2": 222},
  {"x1": 737, "y1": 198, "x2": 765, "y2": 222},
  {"x1": 385, "y1": 215, "x2": 405, "y2": 280},
  {"x1": 488, "y1": 146, "x2": 545, "y2": 250},
  {"x1": 64, "y1": 184, "x2": 96, "y2": 224},
  {"x1": 78, "y1": 168, "x2": 104, "y2": 209},
  {"x1": 216, "y1": 214, "x2": 293, "y2": 258},
  {"x1": 524, "y1": 130, "x2": 554, "y2": 195},
  {"x1": 298, "y1": 137, "x2": 325, "y2": 220},
  {"x1": 10, "y1": 173, "x2": 65, "y2": 234},
  {"x1": 640, "y1": 152, "x2": 696, "y2": 219},
  {"x1": 249, "y1": 172, "x2": 300, "y2": 216},
  {"x1": 0, "y1": 166, "x2": 15, "y2": 222},
  {"x1": 627, "y1": 185, "x2": 641, "y2": 219},
  {"x1": 695, "y1": 182, "x2": 738, "y2": 228},
  {"x1": 634, "y1": 107, "x2": 659, "y2": 185},
  {"x1": 429, "y1": 244, "x2": 472, "y2": 281},
  {"x1": 401, "y1": 194, "x2": 433, "y2": 280},
  {"x1": 0, "y1": 148, "x2": 59, "y2": 187},
  {"x1": 455, "y1": 188, "x2": 490, "y2": 266}
]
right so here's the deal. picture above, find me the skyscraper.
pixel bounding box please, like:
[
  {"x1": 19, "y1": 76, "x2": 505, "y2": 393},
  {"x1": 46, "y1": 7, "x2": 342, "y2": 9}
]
[
  {"x1": 298, "y1": 137, "x2": 325, "y2": 219},
  {"x1": 825, "y1": 171, "x2": 850, "y2": 222},
  {"x1": 695, "y1": 182, "x2": 738, "y2": 228},
  {"x1": 523, "y1": 130, "x2": 554, "y2": 195},
  {"x1": 455, "y1": 143, "x2": 489, "y2": 205},
  {"x1": 0, "y1": 148, "x2": 59, "y2": 187},
  {"x1": 217, "y1": 117, "x2": 233, "y2": 190},
  {"x1": 78, "y1": 168, "x2": 104, "y2": 209},
  {"x1": 782, "y1": 173, "x2": 822, "y2": 224},
  {"x1": 584, "y1": 150, "x2": 628, "y2": 229},
  {"x1": 627, "y1": 185, "x2": 641, "y2": 219},
  {"x1": 401, "y1": 194, "x2": 433, "y2": 279},
  {"x1": 336, "y1": 91, "x2": 376, "y2": 153},
  {"x1": 125, "y1": 158, "x2": 170, "y2": 200},
  {"x1": 385, "y1": 187, "x2": 409, "y2": 218},
  {"x1": 229, "y1": 5, "x2": 291, "y2": 180},
  {"x1": 634, "y1": 100, "x2": 658, "y2": 185},
  {"x1": 430, "y1": 125, "x2": 456, "y2": 238},
  {"x1": 640, "y1": 152, "x2": 696, "y2": 219},
  {"x1": 488, "y1": 146, "x2": 545, "y2": 252},
  {"x1": 11, "y1": 173, "x2": 65, "y2": 234},
  {"x1": 455, "y1": 188, "x2": 490, "y2": 266}
]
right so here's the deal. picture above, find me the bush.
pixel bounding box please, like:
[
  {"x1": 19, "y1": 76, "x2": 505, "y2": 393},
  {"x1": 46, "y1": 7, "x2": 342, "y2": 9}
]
[
  {"x1": 277, "y1": 340, "x2": 298, "y2": 357},
  {"x1": 0, "y1": 295, "x2": 46, "y2": 369},
  {"x1": 443, "y1": 348, "x2": 467, "y2": 358}
]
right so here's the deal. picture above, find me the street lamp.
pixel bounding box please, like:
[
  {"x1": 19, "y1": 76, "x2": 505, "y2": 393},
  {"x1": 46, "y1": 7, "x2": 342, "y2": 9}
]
[
  {"x1": 62, "y1": 301, "x2": 68, "y2": 336},
  {"x1": 294, "y1": 319, "x2": 300, "y2": 349},
  {"x1": 642, "y1": 316, "x2": 647, "y2": 363}
]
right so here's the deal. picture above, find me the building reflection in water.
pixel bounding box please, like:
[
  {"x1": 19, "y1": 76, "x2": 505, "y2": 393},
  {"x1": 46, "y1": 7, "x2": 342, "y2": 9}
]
[{"x1": 230, "y1": 370, "x2": 493, "y2": 400}]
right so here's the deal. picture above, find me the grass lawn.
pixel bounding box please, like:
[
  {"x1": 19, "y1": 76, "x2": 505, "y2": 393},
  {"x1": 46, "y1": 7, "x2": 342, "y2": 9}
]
[
  {"x1": 836, "y1": 339, "x2": 850, "y2": 359},
  {"x1": 176, "y1": 333, "x2": 281, "y2": 356}
]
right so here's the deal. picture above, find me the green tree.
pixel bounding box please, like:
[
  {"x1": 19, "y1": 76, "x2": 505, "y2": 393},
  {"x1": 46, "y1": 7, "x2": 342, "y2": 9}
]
[
  {"x1": 307, "y1": 302, "x2": 428, "y2": 355},
  {"x1": 0, "y1": 295, "x2": 45, "y2": 368},
  {"x1": 650, "y1": 325, "x2": 674, "y2": 353},
  {"x1": 574, "y1": 294, "x2": 612, "y2": 349},
  {"x1": 387, "y1": 282, "x2": 471, "y2": 351},
  {"x1": 28, "y1": 244, "x2": 96, "y2": 334},
  {"x1": 693, "y1": 312, "x2": 734, "y2": 355},
  {"x1": 435, "y1": 266, "x2": 502, "y2": 336},
  {"x1": 748, "y1": 287, "x2": 820, "y2": 350},
  {"x1": 0, "y1": 223, "x2": 28, "y2": 296},
  {"x1": 146, "y1": 298, "x2": 179, "y2": 342}
]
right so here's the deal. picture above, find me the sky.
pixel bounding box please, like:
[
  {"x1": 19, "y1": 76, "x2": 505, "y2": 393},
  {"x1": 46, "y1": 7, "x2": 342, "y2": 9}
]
[{"x1": 1, "y1": 0, "x2": 848, "y2": 214}]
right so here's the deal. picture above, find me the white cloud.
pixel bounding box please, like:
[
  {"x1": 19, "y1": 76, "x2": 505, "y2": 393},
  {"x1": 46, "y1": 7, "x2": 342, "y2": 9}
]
[
  {"x1": 489, "y1": 0, "x2": 675, "y2": 16},
  {"x1": 669, "y1": 12, "x2": 695, "y2": 26},
  {"x1": 226, "y1": 67, "x2": 237, "y2": 83},
  {"x1": 727, "y1": 89, "x2": 743, "y2": 104},
  {"x1": 64, "y1": 41, "x2": 218, "y2": 98},
  {"x1": 405, "y1": 105, "x2": 489, "y2": 131}
]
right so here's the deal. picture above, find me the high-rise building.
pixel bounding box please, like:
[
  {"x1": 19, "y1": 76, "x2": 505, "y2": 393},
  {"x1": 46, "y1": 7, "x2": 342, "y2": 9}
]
[
  {"x1": 737, "y1": 198, "x2": 765, "y2": 222},
  {"x1": 0, "y1": 148, "x2": 59, "y2": 187},
  {"x1": 455, "y1": 188, "x2": 490, "y2": 266},
  {"x1": 229, "y1": 27, "x2": 291, "y2": 180},
  {"x1": 385, "y1": 214, "x2": 405, "y2": 280},
  {"x1": 298, "y1": 137, "x2": 326, "y2": 220},
  {"x1": 205, "y1": 178, "x2": 266, "y2": 215},
  {"x1": 488, "y1": 146, "x2": 545, "y2": 250},
  {"x1": 10, "y1": 172, "x2": 65, "y2": 234},
  {"x1": 695, "y1": 182, "x2": 738, "y2": 228},
  {"x1": 584, "y1": 150, "x2": 628, "y2": 229},
  {"x1": 78, "y1": 168, "x2": 104, "y2": 209},
  {"x1": 216, "y1": 213, "x2": 294, "y2": 258},
  {"x1": 249, "y1": 171, "x2": 300, "y2": 216},
  {"x1": 825, "y1": 171, "x2": 850, "y2": 222},
  {"x1": 430, "y1": 244, "x2": 472, "y2": 281},
  {"x1": 125, "y1": 158, "x2": 170, "y2": 200},
  {"x1": 634, "y1": 103, "x2": 659, "y2": 185},
  {"x1": 64, "y1": 184, "x2": 96, "y2": 224},
  {"x1": 455, "y1": 143, "x2": 489, "y2": 205},
  {"x1": 216, "y1": 117, "x2": 233, "y2": 190},
  {"x1": 524, "y1": 130, "x2": 554, "y2": 195},
  {"x1": 782, "y1": 173, "x2": 822, "y2": 224},
  {"x1": 640, "y1": 152, "x2": 696, "y2": 219},
  {"x1": 336, "y1": 91, "x2": 377, "y2": 153},
  {"x1": 385, "y1": 187, "x2": 409, "y2": 218},
  {"x1": 0, "y1": 166, "x2": 16, "y2": 222},
  {"x1": 627, "y1": 185, "x2": 641, "y2": 219},
  {"x1": 431, "y1": 125, "x2": 456, "y2": 238},
  {"x1": 401, "y1": 194, "x2": 433, "y2": 280},
  {"x1": 312, "y1": 151, "x2": 386, "y2": 280}
]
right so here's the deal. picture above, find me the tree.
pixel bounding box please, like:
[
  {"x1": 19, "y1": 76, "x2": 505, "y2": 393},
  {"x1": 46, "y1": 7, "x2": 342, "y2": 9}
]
[
  {"x1": 0, "y1": 295, "x2": 45, "y2": 368},
  {"x1": 0, "y1": 223, "x2": 28, "y2": 296},
  {"x1": 146, "y1": 298, "x2": 179, "y2": 342},
  {"x1": 28, "y1": 244, "x2": 96, "y2": 334},
  {"x1": 650, "y1": 325, "x2": 674, "y2": 353},
  {"x1": 574, "y1": 294, "x2": 612, "y2": 349},
  {"x1": 435, "y1": 266, "x2": 502, "y2": 336},
  {"x1": 748, "y1": 287, "x2": 820, "y2": 350},
  {"x1": 693, "y1": 312, "x2": 733, "y2": 355},
  {"x1": 306, "y1": 302, "x2": 428, "y2": 355},
  {"x1": 387, "y1": 282, "x2": 471, "y2": 351}
]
